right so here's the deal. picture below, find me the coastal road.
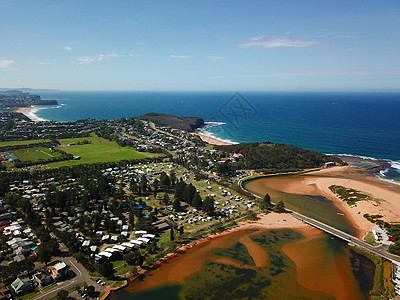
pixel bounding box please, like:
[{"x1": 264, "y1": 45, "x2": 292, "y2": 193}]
[
  {"x1": 241, "y1": 182, "x2": 400, "y2": 264},
  {"x1": 289, "y1": 211, "x2": 400, "y2": 264}
]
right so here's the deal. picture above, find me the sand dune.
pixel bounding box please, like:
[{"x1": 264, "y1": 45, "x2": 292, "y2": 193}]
[{"x1": 263, "y1": 167, "x2": 400, "y2": 238}]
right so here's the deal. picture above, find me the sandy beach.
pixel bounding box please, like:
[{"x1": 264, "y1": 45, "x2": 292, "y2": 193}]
[
  {"x1": 192, "y1": 131, "x2": 234, "y2": 145},
  {"x1": 255, "y1": 166, "x2": 400, "y2": 238},
  {"x1": 15, "y1": 106, "x2": 46, "y2": 121},
  {"x1": 140, "y1": 212, "x2": 307, "y2": 271},
  {"x1": 123, "y1": 214, "x2": 365, "y2": 300},
  {"x1": 125, "y1": 212, "x2": 309, "y2": 292},
  {"x1": 171, "y1": 212, "x2": 307, "y2": 254}
]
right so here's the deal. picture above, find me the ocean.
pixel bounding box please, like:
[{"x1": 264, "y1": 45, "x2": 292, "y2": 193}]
[{"x1": 34, "y1": 91, "x2": 400, "y2": 182}]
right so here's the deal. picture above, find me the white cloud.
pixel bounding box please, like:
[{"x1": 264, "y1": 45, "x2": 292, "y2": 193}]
[
  {"x1": 77, "y1": 53, "x2": 135, "y2": 64},
  {"x1": 170, "y1": 55, "x2": 193, "y2": 59},
  {"x1": 238, "y1": 38, "x2": 318, "y2": 49},
  {"x1": 0, "y1": 60, "x2": 15, "y2": 68},
  {"x1": 64, "y1": 46, "x2": 72, "y2": 51},
  {"x1": 250, "y1": 35, "x2": 265, "y2": 41},
  {"x1": 207, "y1": 56, "x2": 227, "y2": 60}
]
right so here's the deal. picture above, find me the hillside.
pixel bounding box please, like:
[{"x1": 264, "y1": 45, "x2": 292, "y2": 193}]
[
  {"x1": 216, "y1": 142, "x2": 342, "y2": 172},
  {"x1": 136, "y1": 113, "x2": 204, "y2": 132}
]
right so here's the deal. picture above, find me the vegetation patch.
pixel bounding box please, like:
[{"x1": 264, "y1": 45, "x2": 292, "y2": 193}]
[
  {"x1": 329, "y1": 185, "x2": 379, "y2": 206},
  {"x1": 364, "y1": 232, "x2": 379, "y2": 246},
  {"x1": 351, "y1": 247, "x2": 395, "y2": 299},
  {"x1": 216, "y1": 142, "x2": 341, "y2": 172},
  {"x1": 47, "y1": 135, "x2": 163, "y2": 167},
  {"x1": 136, "y1": 113, "x2": 204, "y2": 132},
  {"x1": 0, "y1": 138, "x2": 50, "y2": 147},
  {"x1": 10, "y1": 147, "x2": 62, "y2": 162}
]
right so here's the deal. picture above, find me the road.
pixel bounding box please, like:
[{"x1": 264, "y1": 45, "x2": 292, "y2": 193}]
[
  {"x1": 33, "y1": 246, "x2": 100, "y2": 300},
  {"x1": 290, "y1": 211, "x2": 400, "y2": 263},
  {"x1": 241, "y1": 182, "x2": 400, "y2": 264}
]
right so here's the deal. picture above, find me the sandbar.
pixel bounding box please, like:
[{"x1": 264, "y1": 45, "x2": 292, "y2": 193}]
[
  {"x1": 127, "y1": 213, "x2": 309, "y2": 292},
  {"x1": 256, "y1": 166, "x2": 400, "y2": 238}
]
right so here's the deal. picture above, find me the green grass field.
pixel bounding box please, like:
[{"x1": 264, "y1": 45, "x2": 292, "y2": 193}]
[
  {"x1": 0, "y1": 139, "x2": 50, "y2": 147},
  {"x1": 9, "y1": 147, "x2": 61, "y2": 162},
  {"x1": 46, "y1": 135, "x2": 163, "y2": 167}
]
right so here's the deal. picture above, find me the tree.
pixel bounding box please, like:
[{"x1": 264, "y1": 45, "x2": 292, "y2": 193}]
[
  {"x1": 57, "y1": 290, "x2": 69, "y2": 300},
  {"x1": 192, "y1": 192, "x2": 202, "y2": 210},
  {"x1": 140, "y1": 174, "x2": 148, "y2": 192},
  {"x1": 202, "y1": 196, "x2": 215, "y2": 215},
  {"x1": 244, "y1": 210, "x2": 258, "y2": 220},
  {"x1": 163, "y1": 193, "x2": 170, "y2": 205},
  {"x1": 98, "y1": 260, "x2": 114, "y2": 278},
  {"x1": 173, "y1": 199, "x2": 181, "y2": 211},
  {"x1": 129, "y1": 213, "x2": 135, "y2": 226},
  {"x1": 216, "y1": 161, "x2": 231, "y2": 176},
  {"x1": 38, "y1": 243, "x2": 52, "y2": 265},
  {"x1": 152, "y1": 179, "x2": 159, "y2": 197},
  {"x1": 260, "y1": 193, "x2": 273, "y2": 211},
  {"x1": 160, "y1": 172, "x2": 171, "y2": 190},
  {"x1": 85, "y1": 285, "x2": 95, "y2": 297},
  {"x1": 274, "y1": 200, "x2": 285, "y2": 213},
  {"x1": 124, "y1": 252, "x2": 135, "y2": 265}
]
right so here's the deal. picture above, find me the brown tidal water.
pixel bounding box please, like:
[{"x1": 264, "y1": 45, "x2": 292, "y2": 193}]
[
  {"x1": 110, "y1": 228, "x2": 374, "y2": 300},
  {"x1": 243, "y1": 176, "x2": 359, "y2": 236}
]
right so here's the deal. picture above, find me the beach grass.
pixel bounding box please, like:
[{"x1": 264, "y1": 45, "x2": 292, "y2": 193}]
[
  {"x1": 364, "y1": 232, "x2": 379, "y2": 246},
  {"x1": 329, "y1": 185, "x2": 380, "y2": 206},
  {"x1": 46, "y1": 135, "x2": 164, "y2": 167}
]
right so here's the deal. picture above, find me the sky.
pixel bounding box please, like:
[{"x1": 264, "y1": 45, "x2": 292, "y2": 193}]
[{"x1": 0, "y1": 0, "x2": 399, "y2": 91}]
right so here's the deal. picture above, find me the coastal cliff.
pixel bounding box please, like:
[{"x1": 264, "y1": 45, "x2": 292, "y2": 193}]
[
  {"x1": 136, "y1": 112, "x2": 204, "y2": 132},
  {"x1": 0, "y1": 90, "x2": 58, "y2": 109}
]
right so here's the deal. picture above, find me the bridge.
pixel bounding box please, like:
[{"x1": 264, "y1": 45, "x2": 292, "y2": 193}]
[
  {"x1": 240, "y1": 177, "x2": 400, "y2": 264},
  {"x1": 290, "y1": 210, "x2": 400, "y2": 264}
]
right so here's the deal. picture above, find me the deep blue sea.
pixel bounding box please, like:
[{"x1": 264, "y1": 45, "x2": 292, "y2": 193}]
[{"x1": 34, "y1": 91, "x2": 400, "y2": 182}]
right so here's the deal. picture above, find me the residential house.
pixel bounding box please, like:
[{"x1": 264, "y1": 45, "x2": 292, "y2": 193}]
[
  {"x1": 11, "y1": 277, "x2": 33, "y2": 296},
  {"x1": 51, "y1": 262, "x2": 69, "y2": 281},
  {"x1": 0, "y1": 287, "x2": 11, "y2": 300},
  {"x1": 33, "y1": 269, "x2": 53, "y2": 286}
]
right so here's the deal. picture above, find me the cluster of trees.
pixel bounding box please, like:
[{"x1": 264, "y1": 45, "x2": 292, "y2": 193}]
[
  {"x1": 0, "y1": 193, "x2": 60, "y2": 280},
  {"x1": 0, "y1": 259, "x2": 35, "y2": 282},
  {"x1": 0, "y1": 140, "x2": 59, "y2": 152},
  {"x1": 216, "y1": 142, "x2": 342, "y2": 172},
  {"x1": 136, "y1": 113, "x2": 204, "y2": 132},
  {"x1": 259, "y1": 193, "x2": 285, "y2": 213},
  {"x1": 0, "y1": 112, "x2": 30, "y2": 134},
  {"x1": 386, "y1": 224, "x2": 400, "y2": 256},
  {"x1": 0, "y1": 157, "x2": 163, "y2": 196},
  {"x1": 360, "y1": 214, "x2": 400, "y2": 256},
  {"x1": 173, "y1": 179, "x2": 215, "y2": 215}
]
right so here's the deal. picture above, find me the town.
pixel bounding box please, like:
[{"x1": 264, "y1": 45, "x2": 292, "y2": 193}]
[
  {"x1": 0, "y1": 110, "x2": 273, "y2": 300},
  {"x1": 1, "y1": 108, "x2": 400, "y2": 299}
]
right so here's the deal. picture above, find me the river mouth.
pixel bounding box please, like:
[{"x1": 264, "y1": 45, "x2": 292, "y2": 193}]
[
  {"x1": 110, "y1": 228, "x2": 374, "y2": 300},
  {"x1": 243, "y1": 176, "x2": 359, "y2": 236}
]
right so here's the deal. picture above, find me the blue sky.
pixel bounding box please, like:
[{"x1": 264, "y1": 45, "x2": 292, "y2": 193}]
[{"x1": 1, "y1": 0, "x2": 399, "y2": 91}]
